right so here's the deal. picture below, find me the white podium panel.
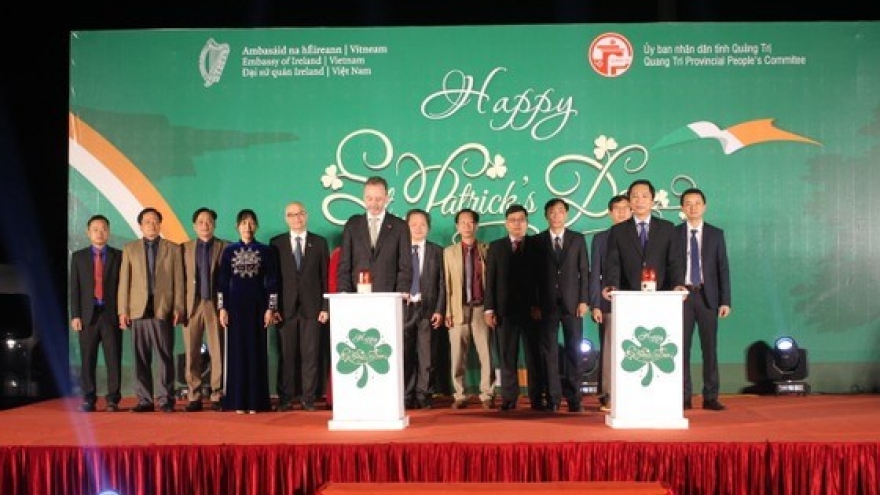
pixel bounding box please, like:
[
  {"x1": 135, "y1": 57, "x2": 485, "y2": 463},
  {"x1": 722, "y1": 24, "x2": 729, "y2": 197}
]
[
  {"x1": 325, "y1": 292, "x2": 409, "y2": 430},
  {"x1": 606, "y1": 291, "x2": 689, "y2": 429}
]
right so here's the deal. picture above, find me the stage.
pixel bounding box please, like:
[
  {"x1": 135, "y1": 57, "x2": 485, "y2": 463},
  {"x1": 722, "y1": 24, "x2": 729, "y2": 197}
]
[{"x1": 1, "y1": 394, "x2": 878, "y2": 495}]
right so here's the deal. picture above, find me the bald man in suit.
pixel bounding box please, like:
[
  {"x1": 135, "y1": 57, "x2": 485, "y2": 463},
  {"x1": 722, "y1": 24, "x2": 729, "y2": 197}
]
[
  {"x1": 337, "y1": 175, "x2": 412, "y2": 293},
  {"x1": 118, "y1": 207, "x2": 185, "y2": 413}
]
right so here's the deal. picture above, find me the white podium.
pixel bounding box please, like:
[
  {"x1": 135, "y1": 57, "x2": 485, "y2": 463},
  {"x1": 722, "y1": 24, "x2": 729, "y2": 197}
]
[
  {"x1": 324, "y1": 292, "x2": 409, "y2": 430},
  {"x1": 606, "y1": 290, "x2": 689, "y2": 429}
]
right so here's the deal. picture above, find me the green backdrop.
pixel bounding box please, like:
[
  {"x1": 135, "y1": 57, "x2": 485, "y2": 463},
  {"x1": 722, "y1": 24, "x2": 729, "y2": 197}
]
[{"x1": 69, "y1": 22, "x2": 880, "y2": 395}]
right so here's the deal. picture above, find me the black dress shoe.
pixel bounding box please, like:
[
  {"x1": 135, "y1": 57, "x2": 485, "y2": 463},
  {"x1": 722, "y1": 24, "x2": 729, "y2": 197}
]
[
  {"x1": 275, "y1": 402, "x2": 294, "y2": 412},
  {"x1": 184, "y1": 401, "x2": 203, "y2": 412},
  {"x1": 301, "y1": 401, "x2": 317, "y2": 411},
  {"x1": 500, "y1": 400, "x2": 517, "y2": 411},
  {"x1": 210, "y1": 401, "x2": 223, "y2": 411},
  {"x1": 132, "y1": 402, "x2": 154, "y2": 413},
  {"x1": 702, "y1": 400, "x2": 726, "y2": 411},
  {"x1": 160, "y1": 403, "x2": 175, "y2": 413},
  {"x1": 106, "y1": 403, "x2": 119, "y2": 413},
  {"x1": 546, "y1": 402, "x2": 560, "y2": 412},
  {"x1": 79, "y1": 402, "x2": 96, "y2": 413},
  {"x1": 683, "y1": 401, "x2": 693, "y2": 410},
  {"x1": 568, "y1": 401, "x2": 583, "y2": 413}
]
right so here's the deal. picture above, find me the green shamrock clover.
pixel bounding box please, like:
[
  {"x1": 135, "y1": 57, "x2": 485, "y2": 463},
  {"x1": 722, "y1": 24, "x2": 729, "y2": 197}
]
[
  {"x1": 336, "y1": 328, "x2": 393, "y2": 388},
  {"x1": 620, "y1": 326, "x2": 678, "y2": 387}
]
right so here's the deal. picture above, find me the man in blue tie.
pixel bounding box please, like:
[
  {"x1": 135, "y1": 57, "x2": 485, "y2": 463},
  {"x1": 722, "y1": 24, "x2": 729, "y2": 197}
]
[
  {"x1": 270, "y1": 201, "x2": 330, "y2": 411},
  {"x1": 678, "y1": 188, "x2": 731, "y2": 411},
  {"x1": 402, "y1": 209, "x2": 446, "y2": 409}
]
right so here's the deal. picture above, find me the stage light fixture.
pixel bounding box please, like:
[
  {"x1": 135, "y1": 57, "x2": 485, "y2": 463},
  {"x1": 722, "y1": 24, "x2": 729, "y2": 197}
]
[
  {"x1": 769, "y1": 336, "x2": 810, "y2": 395},
  {"x1": 579, "y1": 338, "x2": 600, "y2": 395}
]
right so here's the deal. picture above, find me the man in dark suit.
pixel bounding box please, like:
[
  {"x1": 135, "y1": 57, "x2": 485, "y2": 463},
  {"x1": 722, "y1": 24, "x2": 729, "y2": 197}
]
[
  {"x1": 270, "y1": 201, "x2": 330, "y2": 412},
  {"x1": 69, "y1": 214, "x2": 123, "y2": 413},
  {"x1": 484, "y1": 204, "x2": 539, "y2": 412},
  {"x1": 402, "y1": 208, "x2": 446, "y2": 409},
  {"x1": 180, "y1": 207, "x2": 229, "y2": 412},
  {"x1": 678, "y1": 188, "x2": 731, "y2": 411},
  {"x1": 588, "y1": 195, "x2": 631, "y2": 411},
  {"x1": 337, "y1": 175, "x2": 412, "y2": 293},
  {"x1": 602, "y1": 179, "x2": 686, "y2": 296},
  {"x1": 118, "y1": 207, "x2": 185, "y2": 413},
  {"x1": 534, "y1": 198, "x2": 590, "y2": 413}
]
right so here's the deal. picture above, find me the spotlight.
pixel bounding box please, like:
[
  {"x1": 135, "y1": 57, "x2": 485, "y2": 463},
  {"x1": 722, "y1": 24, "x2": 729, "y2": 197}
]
[
  {"x1": 579, "y1": 338, "x2": 600, "y2": 395},
  {"x1": 768, "y1": 336, "x2": 809, "y2": 395},
  {"x1": 175, "y1": 344, "x2": 212, "y2": 399}
]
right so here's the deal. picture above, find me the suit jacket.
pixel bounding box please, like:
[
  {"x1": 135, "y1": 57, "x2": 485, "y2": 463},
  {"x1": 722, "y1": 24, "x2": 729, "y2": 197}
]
[
  {"x1": 677, "y1": 222, "x2": 731, "y2": 309},
  {"x1": 69, "y1": 245, "x2": 122, "y2": 324},
  {"x1": 443, "y1": 240, "x2": 488, "y2": 325},
  {"x1": 413, "y1": 241, "x2": 446, "y2": 317},
  {"x1": 534, "y1": 229, "x2": 590, "y2": 315},
  {"x1": 588, "y1": 229, "x2": 611, "y2": 313},
  {"x1": 118, "y1": 237, "x2": 185, "y2": 321},
  {"x1": 271, "y1": 231, "x2": 330, "y2": 319},
  {"x1": 181, "y1": 237, "x2": 229, "y2": 318},
  {"x1": 337, "y1": 212, "x2": 412, "y2": 293},
  {"x1": 603, "y1": 216, "x2": 684, "y2": 291},
  {"x1": 484, "y1": 235, "x2": 538, "y2": 320}
]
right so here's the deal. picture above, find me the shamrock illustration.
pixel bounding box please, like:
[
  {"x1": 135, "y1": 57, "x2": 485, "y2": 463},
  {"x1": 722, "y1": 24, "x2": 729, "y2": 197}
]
[
  {"x1": 336, "y1": 328, "x2": 392, "y2": 388},
  {"x1": 620, "y1": 326, "x2": 677, "y2": 387}
]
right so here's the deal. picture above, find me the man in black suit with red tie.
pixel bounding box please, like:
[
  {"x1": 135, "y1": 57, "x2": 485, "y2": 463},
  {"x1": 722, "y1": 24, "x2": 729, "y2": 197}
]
[
  {"x1": 271, "y1": 201, "x2": 330, "y2": 412},
  {"x1": 484, "y1": 204, "x2": 539, "y2": 412},
  {"x1": 534, "y1": 198, "x2": 590, "y2": 413},
  {"x1": 678, "y1": 188, "x2": 731, "y2": 411},
  {"x1": 69, "y1": 214, "x2": 122, "y2": 412},
  {"x1": 337, "y1": 176, "x2": 412, "y2": 294}
]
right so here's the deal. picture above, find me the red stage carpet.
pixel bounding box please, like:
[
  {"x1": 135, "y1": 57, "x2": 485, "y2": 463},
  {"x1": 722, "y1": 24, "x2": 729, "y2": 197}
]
[{"x1": 1, "y1": 394, "x2": 878, "y2": 495}]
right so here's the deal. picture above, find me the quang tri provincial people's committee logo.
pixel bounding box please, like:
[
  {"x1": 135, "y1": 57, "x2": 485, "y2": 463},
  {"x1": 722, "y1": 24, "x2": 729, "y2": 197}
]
[
  {"x1": 588, "y1": 32, "x2": 633, "y2": 78},
  {"x1": 200, "y1": 38, "x2": 231, "y2": 87}
]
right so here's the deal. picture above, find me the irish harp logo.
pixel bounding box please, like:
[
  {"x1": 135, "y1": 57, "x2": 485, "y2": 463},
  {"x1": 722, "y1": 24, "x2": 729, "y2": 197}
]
[{"x1": 200, "y1": 38, "x2": 230, "y2": 87}]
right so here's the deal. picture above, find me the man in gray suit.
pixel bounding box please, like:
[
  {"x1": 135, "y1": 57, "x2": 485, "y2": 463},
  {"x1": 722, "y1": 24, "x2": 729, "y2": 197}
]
[
  {"x1": 678, "y1": 188, "x2": 731, "y2": 411},
  {"x1": 337, "y1": 176, "x2": 412, "y2": 293},
  {"x1": 270, "y1": 201, "x2": 329, "y2": 412},
  {"x1": 180, "y1": 207, "x2": 228, "y2": 412},
  {"x1": 401, "y1": 209, "x2": 446, "y2": 409},
  {"x1": 534, "y1": 198, "x2": 590, "y2": 413},
  {"x1": 69, "y1": 214, "x2": 122, "y2": 412},
  {"x1": 118, "y1": 207, "x2": 185, "y2": 413}
]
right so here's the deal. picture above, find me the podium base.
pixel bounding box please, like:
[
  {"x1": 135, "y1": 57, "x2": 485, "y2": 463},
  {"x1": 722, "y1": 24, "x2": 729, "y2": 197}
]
[
  {"x1": 328, "y1": 416, "x2": 410, "y2": 431},
  {"x1": 605, "y1": 416, "x2": 689, "y2": 429}
]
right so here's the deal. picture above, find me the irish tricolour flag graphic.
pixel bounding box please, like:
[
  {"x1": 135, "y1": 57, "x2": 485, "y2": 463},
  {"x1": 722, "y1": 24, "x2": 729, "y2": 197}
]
[{"x1": 652, "y1": 118, "x2": 821, "y2": 155}]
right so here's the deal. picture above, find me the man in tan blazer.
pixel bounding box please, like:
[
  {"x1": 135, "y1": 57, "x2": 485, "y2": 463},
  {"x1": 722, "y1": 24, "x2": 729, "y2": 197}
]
[
  {"x1": 180, "y1": 207, "x2": 229, "y2": 412},
  {"x1": 443, "y1": 208, "x2": 494, "y2": 409},
  {"x1": 118, "y1": 207, "x2": 185, "y2": 413}
]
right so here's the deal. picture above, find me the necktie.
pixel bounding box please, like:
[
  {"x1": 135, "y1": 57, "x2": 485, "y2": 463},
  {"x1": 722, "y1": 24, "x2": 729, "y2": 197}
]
[
  {"x1": 369, "y1": 217, "x2": 379, "y2": 247},
  {"x1": 512, "y1": 239, "x2": 521, "y2": 253},
  {"x1": 294, "y1": 236, "x2": 303, "y2": 270},
  {"x1": 146, "y1": 240, "x2": 157, "y2": 295},
  {"x1": 410, "y1": 245, "x2": 421, "y2": 296},
  {"x1": 638, "y1": 222, "x2": 648, "y2": 249},
  {"x1": 465, "y1": 244, "x2": 474, "y2": 303},
  {"x1": 472, "y1": 246, "x2": 483, "y2": 303},
  {"x1": 93, "y1": 249, "x2": 104, "y2": 302},
  {"x1": 554, "y1": 235, "x2": 563, "y2": 261},
  {"x1": 198, "y1": 241, "x2": 211, "y2": 300},
  {"x1": 690, "y1": 229, "x2": 702, "y2": 286}
]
